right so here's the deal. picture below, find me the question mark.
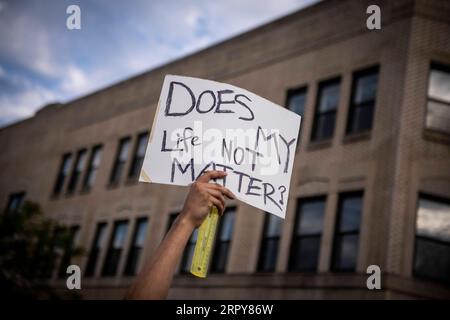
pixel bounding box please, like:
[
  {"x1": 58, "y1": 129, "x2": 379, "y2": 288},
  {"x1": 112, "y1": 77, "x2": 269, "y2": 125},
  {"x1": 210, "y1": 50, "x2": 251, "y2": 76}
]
[{"x1": 278, "y1": 186, "x2": 287, "y2": 205}]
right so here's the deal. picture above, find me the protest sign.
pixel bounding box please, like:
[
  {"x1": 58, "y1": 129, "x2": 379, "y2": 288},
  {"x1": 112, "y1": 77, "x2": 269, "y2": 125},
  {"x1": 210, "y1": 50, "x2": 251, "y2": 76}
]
[{"x1": 140, "y1": 75, "x2": 301, "y2": 218}]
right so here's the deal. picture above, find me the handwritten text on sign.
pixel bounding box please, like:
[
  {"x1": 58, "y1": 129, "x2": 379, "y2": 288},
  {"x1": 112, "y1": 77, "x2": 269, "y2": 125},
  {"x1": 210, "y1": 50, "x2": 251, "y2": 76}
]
[{"x1": 140, "y1": 75, "x2": 301, "y2": 218}]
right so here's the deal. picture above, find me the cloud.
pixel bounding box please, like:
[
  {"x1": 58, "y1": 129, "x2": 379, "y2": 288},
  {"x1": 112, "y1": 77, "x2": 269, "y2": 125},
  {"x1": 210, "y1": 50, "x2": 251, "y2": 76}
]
[{"x1": 0, "y1": 0, "x2": 320, "y2": 127}]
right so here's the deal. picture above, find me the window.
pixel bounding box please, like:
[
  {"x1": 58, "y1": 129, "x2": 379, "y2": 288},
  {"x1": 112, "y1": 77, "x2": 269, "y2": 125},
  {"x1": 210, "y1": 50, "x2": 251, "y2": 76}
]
[
  {"x1": 346, "y1": 66, "x2": 379, "y2": 134},
  {"x1": 128, "y1": 132, "x2": 149, "y2": 180},
  {"x1": 5, "y1": 191, "x2": 26, "y2": 213},
  {"x1": 331, "y1": 192, "x2": 363, "y2": 272},
  {"x1": 41, "y1": 227, "x2": 64, "y2": 279},
  {"x1": 124, "y1": 218, "x2": 149, "y2": 276},
  {"x1": 257, "y1": 214, "x2": 283, "y2": 272},
  {"x1": 82, "y1": 145, "x2": 103, "y2": 191},
  {"x1": 85, "y1": 222, "x2": 107, "y2": 277},
  {"x1": 109, "y1": 137, "x2": 131, "y2": 185},
  {"x1": 287, "y1": 87, "x2": 308, "y2": 143},
  {"x1": 180, "y1": 229, "x2": 199, "y2": 273},
  {"x1": 210, "y1": 208, "x2": 236, "y2": 273},
  {"x1": 67, "y1": 149, "x2": 87, "y2": 194},
  {"x1": 102, "y1": 220, "x2": 129, "y2": 276},
  {"x1": 311, "y1": 78, "x2": 341, "y2": 142},
  {"x1": 414, "y1": 195, "x2": 450, "y2": 284},
  {"x1": 425, "y1": 63, "x2": 450, "y2": 134},
  {"x1": 289, "y1": 197, "x2": 326, "y2": 272},
  {"x1": 52, "y1": 153, "x2": 72, "y2": 195},
  {"x1": 58, "y1": 225, "x2": 80, "y2": 278},
  {"x1": 287, "y1": 87, "x2": 307, "y2": 117}
]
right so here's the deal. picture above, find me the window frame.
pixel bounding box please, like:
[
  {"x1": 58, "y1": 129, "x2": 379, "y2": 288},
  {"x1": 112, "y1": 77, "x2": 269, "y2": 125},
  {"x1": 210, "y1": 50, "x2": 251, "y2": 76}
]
[
  {"x1": 331, "y1": 191, "x2": 364, "y2": 272},
  {"x1": 109, "y1": 136, "x2": 132, "y2": 186},
  {"x1": 66, "y1": 148, "x2": 88, "y2": 194},
  {"x1": 257, "y1": 213, "x2": 283, "y2": 273},
  {"x1": 57, "y1": 225, "x2": 81, "y2": 278},
  {"x1": 286, "y1": 86, "x2": 308, "y2": 145},
  {"x1": 128, "y1": 131, "x2": 149, "y2": 181},
  {"x1": 424, "y1": 62, "x2": 450, "y2": 136},
  {"x1": 288, "y1": 195, "x2": 327, "y2": 272},
  {"x1": 52, "y1": 153, "x2": 72, "y2": 196},
  {"x1": 210, "y1": 207, "x2": 236, "y2": 273},
  {"x1": 5, "y1": 191, "x2": 26, "y2": 214},
  {"x1": 82, "y1": 144, "x2": 103, "y2": 191},
  {"x1": 85, "y1": 222, "x2": 107, "y2": 277},
  {"x1": 310, "y1": 77, "x2": 341, "y2": 143},
  {"x1": 102, "y1": 220, "x2": 129, "y2": 277},
  {"x1": 123, "y1": 217, "x2": 149, "y2": 276},
  {"x1": 412, "y1": 192, "x2": 450, "y2": 284},
  {"x1": 345, "y1": 65, "x2": 379, "y2": 135}
]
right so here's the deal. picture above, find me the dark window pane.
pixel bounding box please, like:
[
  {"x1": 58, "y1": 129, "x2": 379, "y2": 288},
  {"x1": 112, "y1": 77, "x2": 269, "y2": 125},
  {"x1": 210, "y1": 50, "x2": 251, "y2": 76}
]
[
  {"x1": 311, "y1": 79, "x2": 340, "y2": 142},
  {"x1": 425, "y1": 100, "x2": 450, "y2": 133},
  {"x1": 353, "y1": 103, "x2": 374, "y2": 132},
  {"x1": 257, "y1": 214, "x2": 282, "y2": 272},
  {"x1": 58, "y1": 225, "x2": 80, "y2": 278},
  {"x1": 83, "y1": 145, "x2": 102, "y2": 190},
  {"x1": 354, "y1": 72, "x2": 378, "y2": 104},
  {"x1": 129, "y1": 132, "x2": 149, "y2": 179},
  {"x1": 211, "y1": 242, "x2": 230, "y2": 273},
  {"x1": 332, "y1": 192, "x2": 363, "y2": 272},
  {"x1": 53, "y1": 153, "x2": 72, "y2": 195},
  {"x1": 347, "y1": 67, "x2": 379, "y2": 134},
  {"x1": 109, "y1": 137, "x2": 131, "y2": 185},
  {"x1": 332, "y1": 234, "x2": 359, "y2": 271},
  {"x1": 6, "y1": 192, "x2": 26, "y2": 213},
  {"x1": 426, "y1": 63, "x2": 450, "y2": 134},
  {"x1": 219, "y1": 209, "x2": 235, "y2": 241},
  {"x1": 313, "y1": 112, "x2": 335, "y2": 141},
  {"x1": 85, "y1": 222, "x2": 107, "y2": 277},
  {"x1": 318, "y1": 83, "x2": 340, "y2": 113},
  {"x1": 211, "y1": 208, "x2": 236, "y2": 273},
  {"x1": 289, "y1": 197, "x2": 326, "y2": 271},
  {"x1": 67, "y1": 149, "x2": 87, "y2": 193},
  {"x1": 265, "y1": 214, "x2": 283, "y2": 237},
  {"x1": 414, "y1": 238, "x2": 450, "y2": 284},
  {"x1": 338, "y1": 196, "x2": 363, "y2": 232},
  {"x1": 428, "y1": 66, "x2": 450, "y2": 103},
  {"x1": 289, "y1": 197, "x2": 326, "y2": 272},
  {"x1": 296, "y1": 200, "x2": 326, "y2": 235},
  {"x1": 102, "y1": 221, "x2": 128, "y2": 276},
  {"x1": 124, "y1": 218, "x2": 148, "y2": 275},
  {"x1": 287, "y1": 88, "x2": 307, "y2": 117},
  {"x1": 291, "y1": 236, "x2": 321, "y2": 271},
  {"x1": 124, "y1": 248, "x2": 141, "y2": 276},
  {"x1": 414, "y1": 196, "x2": 450, "y2": 283},
  {"x1": 258, "y1": 238, "x2": 280, "y2": 272}
]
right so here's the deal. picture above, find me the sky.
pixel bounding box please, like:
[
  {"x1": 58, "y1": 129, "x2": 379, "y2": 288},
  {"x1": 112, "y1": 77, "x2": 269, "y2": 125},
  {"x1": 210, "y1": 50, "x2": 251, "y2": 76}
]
[{"x1": 0, "y1": 0, "x2": 319, "y2": 127}]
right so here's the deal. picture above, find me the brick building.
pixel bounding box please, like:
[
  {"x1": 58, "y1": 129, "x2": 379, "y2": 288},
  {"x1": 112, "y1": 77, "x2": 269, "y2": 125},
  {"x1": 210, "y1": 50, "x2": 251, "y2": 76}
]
[{"x1": 1, "y1": 0, "x2": 449, "y2": 299}]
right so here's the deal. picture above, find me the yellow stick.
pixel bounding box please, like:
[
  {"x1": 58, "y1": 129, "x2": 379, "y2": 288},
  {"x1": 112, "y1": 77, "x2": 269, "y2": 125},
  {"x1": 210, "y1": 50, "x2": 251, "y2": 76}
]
[{"x1": 190, "y1": 206, "x2": 220, "y2": 278}]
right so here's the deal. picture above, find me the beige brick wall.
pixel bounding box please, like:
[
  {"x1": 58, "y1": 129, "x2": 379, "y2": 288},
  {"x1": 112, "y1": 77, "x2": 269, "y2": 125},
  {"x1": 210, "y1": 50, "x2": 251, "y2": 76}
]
[{"x1": 1, "y1": 0, "x2": 449, "y2": 299}]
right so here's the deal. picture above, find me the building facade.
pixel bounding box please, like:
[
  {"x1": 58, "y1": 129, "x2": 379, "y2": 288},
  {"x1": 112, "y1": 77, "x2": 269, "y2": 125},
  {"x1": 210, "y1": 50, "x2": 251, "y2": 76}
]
[{"x1": 1, "y1": 0, "x2": 449, "y2": 299}]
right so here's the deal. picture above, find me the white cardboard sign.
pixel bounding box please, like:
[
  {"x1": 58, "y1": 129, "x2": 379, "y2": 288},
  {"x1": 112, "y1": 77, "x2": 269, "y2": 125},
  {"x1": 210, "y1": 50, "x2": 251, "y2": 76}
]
[{"x1": 140, "y1": 75, "x2": 301, "y2": 218}]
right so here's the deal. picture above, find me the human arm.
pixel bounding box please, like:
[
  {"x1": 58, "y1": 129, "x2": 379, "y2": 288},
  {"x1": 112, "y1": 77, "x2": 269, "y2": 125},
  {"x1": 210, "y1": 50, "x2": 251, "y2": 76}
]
[{"x1": 125, "y1": 171, "x2": 235, "y2": 300}]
